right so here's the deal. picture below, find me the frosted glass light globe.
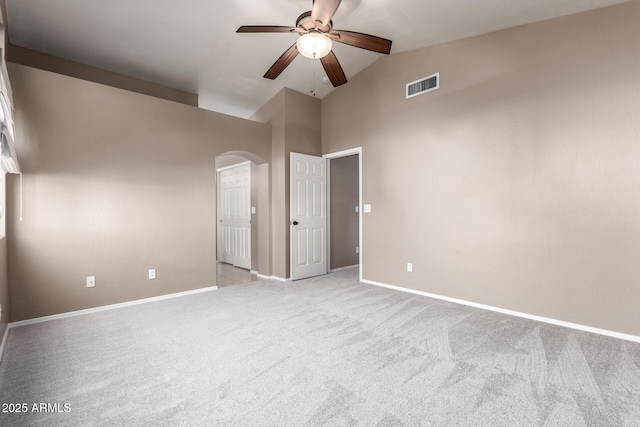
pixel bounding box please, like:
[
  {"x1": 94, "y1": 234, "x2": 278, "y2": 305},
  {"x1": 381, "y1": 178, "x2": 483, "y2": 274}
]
[{"x1": 296, "y1": 32, "x2": 332, "y2": 59}]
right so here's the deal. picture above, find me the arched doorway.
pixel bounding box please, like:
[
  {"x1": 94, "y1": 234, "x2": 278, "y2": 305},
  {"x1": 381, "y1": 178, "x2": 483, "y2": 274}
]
[{"x1": 215, "y1": 151, "x2": 269, "y2": 287}]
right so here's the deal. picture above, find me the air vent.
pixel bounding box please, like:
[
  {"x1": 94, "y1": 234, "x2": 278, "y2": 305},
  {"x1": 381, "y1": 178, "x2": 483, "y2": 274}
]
[{"x1": 406, "y1": 73, "x2": 439, "y2": 99}]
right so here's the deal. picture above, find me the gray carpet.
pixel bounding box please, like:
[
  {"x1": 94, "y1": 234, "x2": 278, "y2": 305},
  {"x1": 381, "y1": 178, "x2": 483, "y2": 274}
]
[{"x1": 1, "y1": 269, "x2": 639, "y2": 426}]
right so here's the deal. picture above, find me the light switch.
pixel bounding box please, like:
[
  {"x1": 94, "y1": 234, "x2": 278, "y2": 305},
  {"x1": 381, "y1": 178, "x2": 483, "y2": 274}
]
[
  {"x1": 355, "y1": 206, "x2": 359, "y2": 213},
  {"x1": 364, "y1": 204, "x2": 371, "y2": 213},
  {"x1": 251, "y1": 207, "x2": 256, "y2": 214}
]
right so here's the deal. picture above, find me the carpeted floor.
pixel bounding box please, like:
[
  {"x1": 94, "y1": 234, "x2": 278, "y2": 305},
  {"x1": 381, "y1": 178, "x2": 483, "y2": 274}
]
[{"x1": 1, "y1": 269, "x2": 639, "y2": 426}]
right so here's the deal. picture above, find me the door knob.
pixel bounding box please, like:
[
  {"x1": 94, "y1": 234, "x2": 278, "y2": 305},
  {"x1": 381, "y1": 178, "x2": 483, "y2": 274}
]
[{"x1": 292, "y1": 221, "x2": 299, "y2": 225}]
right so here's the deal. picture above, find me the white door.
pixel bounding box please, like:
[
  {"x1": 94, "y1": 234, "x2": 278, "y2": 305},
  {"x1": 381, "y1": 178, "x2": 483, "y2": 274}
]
[
  {"x1": 218, "y1": 162, "x2": 251, "y2": 269},
  {"x1": 290, "y1": 152, "x2": 327, "y2": 280}
]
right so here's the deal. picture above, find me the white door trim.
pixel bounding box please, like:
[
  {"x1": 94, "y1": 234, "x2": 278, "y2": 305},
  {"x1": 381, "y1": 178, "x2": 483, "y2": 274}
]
[{"x1": 323, "y1": 147, "x2": 363, "y2": 282}]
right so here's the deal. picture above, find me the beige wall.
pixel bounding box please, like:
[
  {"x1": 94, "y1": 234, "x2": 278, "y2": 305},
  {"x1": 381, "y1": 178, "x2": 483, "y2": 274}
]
[
  {"x1": 330, "y1": 155, "x2": 359, "y2": 269},
  {"x1": 215, "y1": 155, "x2": 249, "y2": 170},
  {"x1": 251, "y1": 88, "x2": 321, "y2": 279},
  {"x1": 251, "y1": 90, "x2": 286, "y2": 278},
  {"x1": 0, "y1": 171, "x2": 6, "y2": 334},
  {"x1": 1, "y1": 172, "x2": 6, "y2": 338},
  {"x1": 322, "y1": 1, "x2": 640, "y2": 336},
  {"x1": 257, "y1": 163, "x2": 270, "y2": 276},
  {"x1": 0, "y1": 236, "x2": 7, "y2": 337},
  {"x1": 250, "y1": 162, "x2": 258, "y2": 272},
  {"x1": 7, "y1": 63, "x2": 270, "y2": 321},
  {"x1": 7, "y1": 45, "x2": 198, "y2": 107}
]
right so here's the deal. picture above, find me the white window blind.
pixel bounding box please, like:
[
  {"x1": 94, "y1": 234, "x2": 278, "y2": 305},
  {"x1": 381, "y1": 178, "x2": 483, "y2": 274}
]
[{"x1": 0, "y1": 50, "x2": 19, "y2": 174}]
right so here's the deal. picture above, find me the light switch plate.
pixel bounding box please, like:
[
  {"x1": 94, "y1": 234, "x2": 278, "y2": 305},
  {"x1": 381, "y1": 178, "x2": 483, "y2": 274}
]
[
  {"x1": 86, "y1": 276, "x2": 96, "y2": 288},
  {"x1": 364, "y1": 204, "x2": 371, "y2": 213},
  {"x1": 251, "y1": 207, "x2": 256, "y2": 214}
]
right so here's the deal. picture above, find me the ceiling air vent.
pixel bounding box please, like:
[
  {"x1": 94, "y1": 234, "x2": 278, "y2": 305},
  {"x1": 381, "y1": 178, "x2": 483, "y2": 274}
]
[{"x1": 406, "y1": 73, "x2": 439, "y2": 99}]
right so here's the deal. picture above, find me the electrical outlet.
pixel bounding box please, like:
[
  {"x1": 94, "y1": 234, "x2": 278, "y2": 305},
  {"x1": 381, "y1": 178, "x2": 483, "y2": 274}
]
[
  {"x1": 364, "y1": 204, "x2": 371, "y2": 213},
  {"x1": 149, "y1": 269, "x2": 156, "y2": 280},
  {"x1": 86, "y1": 276, "x2": 96, "y2": 288},
  {"x1": 407, "y1": 263, "x2": 413, "y2": 273}
]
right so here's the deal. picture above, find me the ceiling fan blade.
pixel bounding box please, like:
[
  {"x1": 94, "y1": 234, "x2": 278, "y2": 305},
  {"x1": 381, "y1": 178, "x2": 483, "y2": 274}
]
[
  {"x1": 264, "y1": 43, "x2": 300, "y2": 80},
  {"x1": 332, "y1": 29, "x2": 392, "y2": 54},
  {"x1": 311, "y1": 0, "x2": 341, "y2": 29},
  {"x1": 237, "y1": 26, "x2": 300, "y2": 33},
  {"x1": 320, "y1": 50, "x2": 347, "y2": 87}
]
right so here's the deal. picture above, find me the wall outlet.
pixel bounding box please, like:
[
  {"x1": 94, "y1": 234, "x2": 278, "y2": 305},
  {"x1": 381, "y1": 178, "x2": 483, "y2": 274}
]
[
  {"x1": 407, "y1": 263, "x2": 413, "y2": 273},
  {"x1": 363, "y1": 204, "x2": 372, "y2": 213},
  {"x1": 86, "y1": 276, "x2": 96, "y2": 288},
  {"x1": 251, "y1": 206, "x2": 256, "y2": 214},
  {"x1": 149, "y1": 269, "x2": 156, "y2": 280}
]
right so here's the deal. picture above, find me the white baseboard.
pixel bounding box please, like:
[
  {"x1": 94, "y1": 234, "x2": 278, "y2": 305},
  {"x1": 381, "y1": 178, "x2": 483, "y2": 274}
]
[
  {"x1": 330, "y1": 264, "x2": 359, "y2": 273},
  {"x1": 0, "y1": 325, "x2": 9, "y2": 365},
  {"x1": 361, "y1": 279, "x2": 640, "y2": 344},
  {"x1": 254, "y1": 273, "x2": 290, "y2": 282},
  {"x1": 8, "y1": 286, "x2": 218, "y2": 329}
]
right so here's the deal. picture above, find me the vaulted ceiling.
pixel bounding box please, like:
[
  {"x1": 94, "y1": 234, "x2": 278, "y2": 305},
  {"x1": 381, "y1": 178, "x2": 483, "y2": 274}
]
[{"x1": 5, "y1": 0, "x2": 629, "y2": 118}]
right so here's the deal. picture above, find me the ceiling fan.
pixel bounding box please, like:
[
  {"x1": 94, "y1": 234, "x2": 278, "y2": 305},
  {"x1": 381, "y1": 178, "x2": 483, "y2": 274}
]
[{"x1": 237, "y1": 0, "x2": 392, "y2": 87}]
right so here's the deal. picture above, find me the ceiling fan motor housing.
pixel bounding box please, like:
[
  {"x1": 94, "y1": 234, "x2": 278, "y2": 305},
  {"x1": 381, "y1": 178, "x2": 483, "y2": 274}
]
[{"x1": 296, "y1": 11, "x2": 333, "y2": 33}]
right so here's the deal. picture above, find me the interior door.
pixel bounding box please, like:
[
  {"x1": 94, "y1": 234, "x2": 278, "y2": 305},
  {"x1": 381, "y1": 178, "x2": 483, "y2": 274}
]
[
  {"x1": 290, "y1": 152, "x2": 327, "y2": 280},
  {"x1": 218, "y1": 162, "x2": 251, "y2": 269}
]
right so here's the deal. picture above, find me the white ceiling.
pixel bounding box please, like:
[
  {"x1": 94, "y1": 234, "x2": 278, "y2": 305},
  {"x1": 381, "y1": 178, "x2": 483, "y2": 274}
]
[{"x1": 5, "y1": 0, "x2": 629, "y2": 118}]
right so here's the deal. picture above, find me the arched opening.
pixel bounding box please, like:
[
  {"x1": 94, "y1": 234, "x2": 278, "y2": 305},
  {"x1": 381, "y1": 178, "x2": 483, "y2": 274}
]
[{"x1": 215, "y1": 150, "x2": 269, "y2": 287}]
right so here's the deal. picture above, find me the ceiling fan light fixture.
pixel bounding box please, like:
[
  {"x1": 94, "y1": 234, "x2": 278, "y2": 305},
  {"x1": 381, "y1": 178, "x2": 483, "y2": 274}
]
[{"x1": 296, "y1": 32, "x2": 332, "y2": 59}]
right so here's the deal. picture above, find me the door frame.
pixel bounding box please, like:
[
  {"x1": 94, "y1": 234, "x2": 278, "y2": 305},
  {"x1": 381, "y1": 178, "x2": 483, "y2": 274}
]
[
  {"x1": 216, "y1": 160, "x2": 251, "y2": 268},
  {"x1": 323, "y1": 147, "x2": 363, "y2": 282}
]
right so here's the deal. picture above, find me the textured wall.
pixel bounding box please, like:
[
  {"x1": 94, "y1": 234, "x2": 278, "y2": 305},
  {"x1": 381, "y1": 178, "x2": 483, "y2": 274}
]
[
  {"x1": 330, "y1": 155, "x2": 359, "y2": 269},
  {"x1": 322, "y1": 2, "x2": 640, "y2": 336},
  {"x1": 7, "y1": 64, "x2": 270, "y2": 321}
]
